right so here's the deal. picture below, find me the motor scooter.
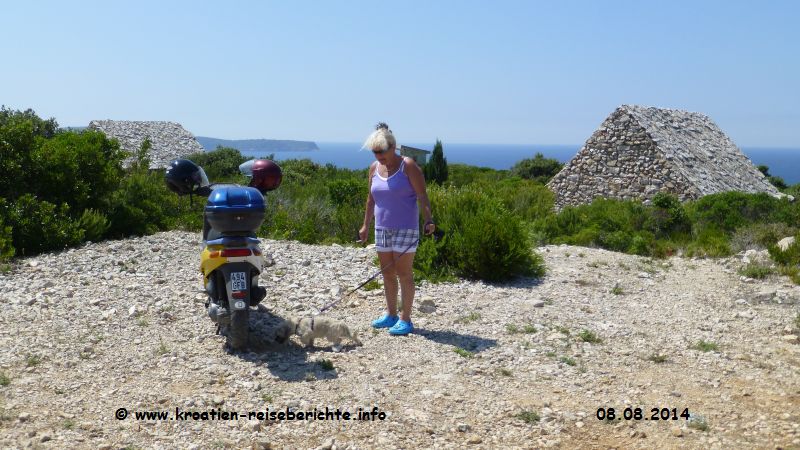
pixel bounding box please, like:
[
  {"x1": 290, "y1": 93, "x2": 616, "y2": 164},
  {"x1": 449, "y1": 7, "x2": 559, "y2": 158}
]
[{"x1": 165, "y1": 158, "x2": 281, "y2": 350}]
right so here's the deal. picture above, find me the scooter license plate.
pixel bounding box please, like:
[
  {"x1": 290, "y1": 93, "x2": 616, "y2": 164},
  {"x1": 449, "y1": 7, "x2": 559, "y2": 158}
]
[{"x1": 231, "y1": 272, "x2": 247, "y2": 291}]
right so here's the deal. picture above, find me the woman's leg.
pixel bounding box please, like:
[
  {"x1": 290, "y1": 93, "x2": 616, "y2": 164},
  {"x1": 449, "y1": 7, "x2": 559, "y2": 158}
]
[
  {"x1": 395, "y1": 252, "x2": 415, "y2": 322},
  {"x1": 377, "y1": 251, "x2": 399, "y2": 316}
]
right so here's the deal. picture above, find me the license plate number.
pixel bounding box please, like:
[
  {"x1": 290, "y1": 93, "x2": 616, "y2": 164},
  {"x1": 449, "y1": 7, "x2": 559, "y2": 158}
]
[{"x1": 231, "y1": 272, "x2": 247, "y2": 291}]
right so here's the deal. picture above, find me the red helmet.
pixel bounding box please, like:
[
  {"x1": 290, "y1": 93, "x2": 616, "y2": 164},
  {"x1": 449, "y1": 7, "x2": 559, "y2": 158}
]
[{"x1": 250, "y1": 159, "x2": 282, "y2": 192}]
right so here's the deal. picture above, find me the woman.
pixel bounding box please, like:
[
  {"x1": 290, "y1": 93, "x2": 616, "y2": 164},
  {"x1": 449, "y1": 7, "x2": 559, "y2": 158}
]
[{"x1": 358, "y1": 123, "x2": 435, "y2": 336}]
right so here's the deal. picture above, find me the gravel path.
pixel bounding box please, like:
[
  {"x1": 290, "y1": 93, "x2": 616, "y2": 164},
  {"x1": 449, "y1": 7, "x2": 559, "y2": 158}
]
[{"x1": 1, "y1": 230, "x2": 798, "y2": 449}]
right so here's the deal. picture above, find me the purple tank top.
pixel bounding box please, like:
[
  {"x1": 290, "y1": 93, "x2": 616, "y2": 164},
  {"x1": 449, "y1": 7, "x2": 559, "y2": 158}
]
[{"x1": 371, "y1": 160, "x2": 419, "y2": 229}]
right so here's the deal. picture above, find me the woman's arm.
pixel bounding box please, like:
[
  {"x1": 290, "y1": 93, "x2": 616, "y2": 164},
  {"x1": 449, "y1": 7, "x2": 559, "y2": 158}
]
[
  {"x1": 404, "y1": 157, "x2": 435, "y2": 235},
  {"x1": 359, "y1": 162, "x2": 377, "y2": 242}
]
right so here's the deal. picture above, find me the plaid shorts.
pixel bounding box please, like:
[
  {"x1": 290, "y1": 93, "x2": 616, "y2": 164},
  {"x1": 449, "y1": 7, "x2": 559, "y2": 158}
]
[{"x1": 375, "y1": 228, "x2": 419, "y2": 253}]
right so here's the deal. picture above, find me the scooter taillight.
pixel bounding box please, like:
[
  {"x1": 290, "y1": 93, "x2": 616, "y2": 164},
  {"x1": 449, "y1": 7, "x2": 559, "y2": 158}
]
[{"x1": 209, "y1": 248, "x2": 253, "y2": 258}]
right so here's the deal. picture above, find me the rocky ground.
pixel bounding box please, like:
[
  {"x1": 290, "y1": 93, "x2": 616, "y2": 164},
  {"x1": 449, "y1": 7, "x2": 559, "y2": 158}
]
[{"x1": 0, "y1": 230, "x2": 798, "y2": 449}]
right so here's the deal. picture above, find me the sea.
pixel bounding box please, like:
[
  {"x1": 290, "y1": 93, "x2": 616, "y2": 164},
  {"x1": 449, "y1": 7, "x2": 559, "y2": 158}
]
[{"x1": 238, "y1": 142, "x2": 800, "y2": 185}]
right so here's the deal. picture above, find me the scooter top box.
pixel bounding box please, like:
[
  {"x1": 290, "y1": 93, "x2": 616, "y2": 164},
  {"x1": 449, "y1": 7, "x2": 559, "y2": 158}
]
[{"x1": 204, "y1": 186, "x2": 266, "y2": 235}]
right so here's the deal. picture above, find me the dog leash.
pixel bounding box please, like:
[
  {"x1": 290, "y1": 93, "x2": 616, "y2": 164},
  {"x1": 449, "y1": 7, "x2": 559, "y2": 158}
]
[{"x1": 315, "y1": 231, "x2": 429, "y2": 315}]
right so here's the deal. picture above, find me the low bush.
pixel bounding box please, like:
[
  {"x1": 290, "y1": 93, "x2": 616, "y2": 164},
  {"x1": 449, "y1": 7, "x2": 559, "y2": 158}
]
[
  {"x1": 768, "y1": 232, "x2": 800, "y2": 267},
  {"x1": 510, "y1": 152, "x2": 563, "y2": 184},
  {"x1": 106, "y1": 171, "x2": 180, "y2": 237},
  {"x1": 30, "y1": 130, "x2": 125, "y2": 212},
  {"x1": 185, "y1": 147, "x2": 250, "y2": 181},
  {"x1": 738, "y1": 263, "x2": 776, "y2": 279},
  {"x1": 264, "y1": 193, "x2": 334, "y2": 244},
  {"x1": 277, "y1": 158, "x2": 323, "y2": 184},
  {"x1": 685, "y1": 227, "x2": 731, "y2": 257},
  {"x1": 416, "y1": 185, "x2": 545, "y2": 281},
  {"x1": 0, "y1": 199, "x2": 15, "y2": 259},
  {"x1": 327, "y1": 178, "x2": 366, "y2": 207},
  {"x1": 532, "y1": 198, "x2": 650, "y2": 252},
  {"x1": 489, "y1": 178, "x2": 555, "y2": 222},
  {"x1": 78, "y1": 209, "x2": 110, "y2": 242},
  {"x1": 7, "y1": 194, "x2": 84, "y2": 256},
  {"x1": 646, "y1": 192, "x2": 691, "y2": 237},
  {"x1": 730, "y1": 222, "x2": 797, "y2": 252},
  {"x1": 686, "y1": 192, "x2": 782, "y2": 234},
  {"x1": 447, "y1": 164, "x2": 507, "y2": 188}
]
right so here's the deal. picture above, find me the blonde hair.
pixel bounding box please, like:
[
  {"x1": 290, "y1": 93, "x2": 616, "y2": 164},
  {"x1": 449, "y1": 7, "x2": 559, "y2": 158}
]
[{"x1": 361, "y1": 122, "x2": 396, "y2": 152}]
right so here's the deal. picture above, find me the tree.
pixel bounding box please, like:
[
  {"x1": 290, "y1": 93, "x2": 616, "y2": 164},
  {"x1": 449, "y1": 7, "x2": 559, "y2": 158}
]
[
  {"x1": 0, "y1": 107, "x2": 59, "y2": 200},
  {"x1": 424, "y1": 139, "x2": 448, "y2": 185},
  {"x1": 130, "y1": 137, "x2": 152, "y2": 173}
]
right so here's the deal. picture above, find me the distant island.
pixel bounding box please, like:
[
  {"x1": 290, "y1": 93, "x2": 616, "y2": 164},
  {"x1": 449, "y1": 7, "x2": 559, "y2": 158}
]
[{"x1": 196, "y1": 136, "x2": 319, "y2": 153}]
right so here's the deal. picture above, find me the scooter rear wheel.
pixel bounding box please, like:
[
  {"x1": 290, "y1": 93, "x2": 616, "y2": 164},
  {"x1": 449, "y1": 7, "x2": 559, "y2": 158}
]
[{"x1": 229, "y1": 308, "x2": 249, "y2": 350}]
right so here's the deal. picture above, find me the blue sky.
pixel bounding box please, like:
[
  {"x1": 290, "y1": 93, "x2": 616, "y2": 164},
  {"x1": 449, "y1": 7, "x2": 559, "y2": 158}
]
[{"x1": 2, "y1": 0, "x2": 798, "y2": 146}]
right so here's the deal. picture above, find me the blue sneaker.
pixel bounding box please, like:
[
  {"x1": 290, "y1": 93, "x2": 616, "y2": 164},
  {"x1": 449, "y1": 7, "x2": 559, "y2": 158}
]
[
  {"x1": 389, "y1": 319, "x2": 413, "y2": 336},
  {"x1": 372, "y1": 313, "x2": 399, "y2": 329}
]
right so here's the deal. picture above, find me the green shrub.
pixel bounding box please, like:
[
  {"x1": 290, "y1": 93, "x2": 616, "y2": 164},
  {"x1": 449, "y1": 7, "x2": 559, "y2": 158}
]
[
  {"x1": 447, "y1": 164, "x2": 507, "y2": 188},
  {"x1": 277, "y1": 159, "x2": 323, "y2": 184},
  {"x1": 687, "y1": 192, "x2": 780, "y2": 234},
  {"x1": 730, "y1": 222, "x2": 797, "y2": 252},
  {"x1": 628, "y1": 231, "x2": 655, "y2": 256},
  {"x1": 29, "y1": 130, "x2": 124, "y2": 212},
  {"x1": 0, "y1": 198, "x2": 15, "y2": 260},
  {"x1": 418, "y1": 185, "x2": 545, "y2": 281},
  {"x1": 185, "y1": 147, "x2": 249, "y2": 181},
  {"x1": 686, "y1": 228, "x2": 731, "y2": 257},
  {"x1": 7, "y1": 194, "x2": 83, "y2": 255},
  {"x1": 510, "y1": 152, "x2": 563, "y2": 184},
  {"x1": 327, "y1": 178, "x2": 366, "y2": 207},
  {"x1": 599, "y1": 230, "x2": 632, "y2": 253},
  {"x1": 0, "y1": 107, "x2": 58, "y2": 200},
  {"x1": 533, "y1": 198, "x2": 648, "y2": 251},
  {"x1": 768, "y1": 233, "x2": 800, "y2": 267},
  {"x1": 784, "y1": 183, "x2": 800, "y2": 198},
  {"x1": 265, "y1": 195, "x2": 334, "y2": 244},
  {"x1": 78, "y1": 209, "x2": 110, "y2": 242},
  {"x1": 737, "y1": 263, "x2": 775, "y2": 279},
  {"x1": 490, "y1": 178, "x2": 555, "y2": 222},
  {"x1": 332, "y1": 203, "x2": 365, "y2": 244},
  {"x1": 646, "y1": 193, "x2": 691, "y2": 237},
  {"x1": 106, "y1": 171, "x2": 178, "y2": 237}
]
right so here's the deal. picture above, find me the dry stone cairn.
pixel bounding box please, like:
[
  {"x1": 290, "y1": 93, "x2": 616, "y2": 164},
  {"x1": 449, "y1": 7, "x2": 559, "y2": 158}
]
[
  {"x1": 547, "y1": 105, "x2": 781, "y2": 210},
  {"x1": 88, "y1": 120, "x2": 205, "y2": 169}
]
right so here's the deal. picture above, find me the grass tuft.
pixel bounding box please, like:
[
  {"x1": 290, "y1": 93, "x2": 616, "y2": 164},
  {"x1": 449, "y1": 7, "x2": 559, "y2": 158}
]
[
  {"x1": 578, "y1": 329, "x2": 602, "y2": 344},
  {"x1": 691, "y1": 340, "x2": 719, "y2": 352},
  {"x1": 738, "y1": 263, "x2": 775, "y2": 279},
  {"x1": 453, "y1": 347, "x2": 474, "y2": 358},
  {"x1": 456, "y1": 312, "x2": 481, "y2": 324},
  {"x1": 516, "y1": 410, "x2": 540, "y2": 423},
  {"x1": 559, "y1": 356, "x2": 577, "y2": 366}
]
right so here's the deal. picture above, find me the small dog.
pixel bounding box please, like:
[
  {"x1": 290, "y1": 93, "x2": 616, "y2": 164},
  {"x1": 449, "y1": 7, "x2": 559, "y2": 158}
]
[{"x1": 275, "y1": 316, "x2": 362, "y2": 351}]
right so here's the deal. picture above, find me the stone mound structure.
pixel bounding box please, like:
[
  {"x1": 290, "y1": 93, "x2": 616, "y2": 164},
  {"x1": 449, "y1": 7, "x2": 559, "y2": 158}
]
[
  {"x1": 547, "y1": 105, "x2": 780, "y2": 209},
  {"x1": 88, "y1": 120, "x2": 205, "y2": 169}
]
